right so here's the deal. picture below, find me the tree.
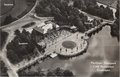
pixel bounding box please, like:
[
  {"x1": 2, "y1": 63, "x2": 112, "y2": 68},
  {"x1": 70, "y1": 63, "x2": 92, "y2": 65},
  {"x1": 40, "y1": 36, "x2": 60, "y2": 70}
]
[
  {"x1": 14, "y1": 29, "x2": 21, "y2": 36},
  {"x1": 3, "y1": 15, "x2": 17, "y2": 25},
  {"x1": 73, "y1": 17, "x2": 85, "y2": 32},
  {"x1": 63, "y1": 70, "x2": 74, "y2": 76},
  {"x1": 55, "y1": 67, "x2": 64, "y2": 76},
  {"x1": 74, "y1": 0, "x2": 86, "y2": 10},
  {"x1": 7, "y1": 49, "x2": 20, "y2": 64},
  {"x1": 47, "y1": 71, "x2": 56, "y2": 76},
  {"x1": 0, "y1": 31, "x2": 8, "y2": 48},
  {"x1": 115, "y1": 1, "x2": 119, "y2": 19},
  {"x1": 104, "y1": 6, "x2": 113, "y2": 19},
  {"x1": 0, "y1": 61, "x2": 8, "y2": 76}
]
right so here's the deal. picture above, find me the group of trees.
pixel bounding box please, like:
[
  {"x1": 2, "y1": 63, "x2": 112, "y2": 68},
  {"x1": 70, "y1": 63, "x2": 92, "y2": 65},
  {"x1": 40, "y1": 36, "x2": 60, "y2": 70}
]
[
  {"x1": 84, "y1": 19, "x2": 101, "y2": 31},
  {"x1": 26, "y1": 0, "x2": 36, "y2": 4},
  {"x1": 110, "y1": 1, "x2": 119, "y2": 40},
  {"x1": 111, "y1": 19, "x2": 119, "y2": 40},
  {"x1": 46, "y1": 67, "x2": 74, "y2": 77},
  {"x1": 35, "y1": 0, "x2": 110, "y2": 33},
  {"x1": 6, "y1": 29, "x2": 45, "y2": 64},
  {"x1": 0, "y1": 31, "x2": 8, "y2": 49},
  {"x1": 19, "y1": 67, "x2": 74, "y2": 77},
  {"x1": 35, "y1": 0, "x2": 89, "y2": 32},
  {"x1": 74, "y1": 0, "x2": 114, "y2": 20},
  {"x1": 1, "y1": 15, "x2": 17, "y2": 26},
  {"x1": 0, "y1": 60, "x2": 8, "y2": 76},
  {"x1": 35, "y1": 0, "x2": 114, "y2": 21},
  {"x1": 115, "y1": 2, "x2": 119, "y2": 19}
]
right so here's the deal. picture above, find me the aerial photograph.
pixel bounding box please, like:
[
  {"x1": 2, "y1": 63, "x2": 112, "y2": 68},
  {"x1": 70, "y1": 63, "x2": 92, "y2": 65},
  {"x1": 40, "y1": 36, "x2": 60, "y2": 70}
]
[{"x1": 0, "y1": 0, "x2": 119, "y2": 77}]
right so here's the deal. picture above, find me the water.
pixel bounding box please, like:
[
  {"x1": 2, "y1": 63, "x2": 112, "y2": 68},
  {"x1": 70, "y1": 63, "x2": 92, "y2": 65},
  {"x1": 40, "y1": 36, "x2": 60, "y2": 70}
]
[{"x1": 27, "y1": 26, "x2": 119, "y2": 77}]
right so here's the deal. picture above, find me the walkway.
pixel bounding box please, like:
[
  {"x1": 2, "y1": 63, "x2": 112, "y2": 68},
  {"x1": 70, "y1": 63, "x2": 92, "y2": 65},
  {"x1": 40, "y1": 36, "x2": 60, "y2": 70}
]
[
  {"x1": 85, "y1": 21, "x2": 114, "y2": 35},
  {"x1": 45, "y1": 32, "x2": 87, "y2": 56}
]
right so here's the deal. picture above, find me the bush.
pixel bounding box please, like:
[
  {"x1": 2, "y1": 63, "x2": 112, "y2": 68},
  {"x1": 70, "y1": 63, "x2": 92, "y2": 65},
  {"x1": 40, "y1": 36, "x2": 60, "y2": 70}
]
[
  {"x1": 73, "y1": 0, "x2": 114, "y2": 20},
  {"x1": 0, "y1": 31, "x2": 8, "y2": 49}
]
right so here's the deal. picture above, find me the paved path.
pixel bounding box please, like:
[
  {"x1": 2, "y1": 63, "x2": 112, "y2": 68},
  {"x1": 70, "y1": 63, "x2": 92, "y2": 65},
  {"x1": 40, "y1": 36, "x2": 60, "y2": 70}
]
[
  {"x1": 0, "y1": 0, "x2": 38, "y2": 29},
  {"x1": 85, "y1": 21, "x2": 114, "y2": 35},
  {"x1": 45, "y1": 32, "x2": 87, "y2": 56}
]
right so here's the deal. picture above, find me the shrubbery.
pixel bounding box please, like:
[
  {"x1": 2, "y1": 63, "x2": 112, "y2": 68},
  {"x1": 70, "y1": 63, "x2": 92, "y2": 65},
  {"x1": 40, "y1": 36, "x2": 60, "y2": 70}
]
[
  {"x1": 0, "y1": 60, "x2": 8, "y2": 76},
  {"x1": 18, "y1": 67, "x2": 74, "y2": 77},
  {"x1": 74, "y1": 0, "x2": 114, "y2": 20},
  {"x1": 35, "y1": 0, "x2": 88, "y2": 32},
  {"x1": 0, "y1": 31, "x2": 8, "y2": 49},
  {"x1": 1, "y1": 15, "x2": 17, "y2": 26},
  {"x1": 6, "y1": 29, "x2": 44, "y2": 64},
  {"x1": 110, "y1": 1, "x2": 119, "y2": 40}
]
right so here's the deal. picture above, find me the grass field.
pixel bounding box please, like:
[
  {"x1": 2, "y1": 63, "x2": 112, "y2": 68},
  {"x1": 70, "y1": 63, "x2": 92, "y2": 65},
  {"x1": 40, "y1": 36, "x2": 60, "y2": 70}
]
[{"x1": 0, "y1": 0, "x2": 15, "y2": 15}]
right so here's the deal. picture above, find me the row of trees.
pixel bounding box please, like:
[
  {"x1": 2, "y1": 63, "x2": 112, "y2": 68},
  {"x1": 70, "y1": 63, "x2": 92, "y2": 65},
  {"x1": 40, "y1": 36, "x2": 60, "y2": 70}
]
[
  {"x1": 35, "y1": 0, "x2": 105, "y2": 33},
  {"x1": 7, "y1": 29, "x2": 45, "y2": 64},
  {"x1": 115, "y1": 2, "x2": 119, "y2": 19},
  {"x1": 74, "y1": 0, "x2": 114, "y2": 20},
  {"x1": 0, "y1": 60, "x2": 8, "y2": 76},
  {"x1": 19, "y1": 67, "x2": 74, "y2": 77},
  {"x1": 110, "y1": 1, "x2": 119, "y2": 40},
  {"x1": 0, "y1": 31, "x2": 8, "y2": 49}
]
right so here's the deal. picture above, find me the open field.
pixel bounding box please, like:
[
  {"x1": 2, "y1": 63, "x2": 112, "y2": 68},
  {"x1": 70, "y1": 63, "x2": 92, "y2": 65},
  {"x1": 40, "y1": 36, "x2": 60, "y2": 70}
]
[{"x1": 0, "y1": 0, "x2": 14, "y2": 15}]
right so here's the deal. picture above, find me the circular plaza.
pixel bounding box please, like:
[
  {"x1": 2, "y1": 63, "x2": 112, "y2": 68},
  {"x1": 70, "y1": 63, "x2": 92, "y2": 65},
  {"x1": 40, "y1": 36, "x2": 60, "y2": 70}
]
[
  {"x1": 44, "y1": 30, "x2": 88, "y2": 57},
  {"x1": 57, "y1": 33, "x2": 88, "y2": 57}
]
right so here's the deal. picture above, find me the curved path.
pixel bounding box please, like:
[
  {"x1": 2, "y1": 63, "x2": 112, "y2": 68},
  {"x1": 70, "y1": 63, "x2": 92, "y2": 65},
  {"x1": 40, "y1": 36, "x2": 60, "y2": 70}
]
[
  {"x1": 0, "y1": 0, "x2": 38, "y2": 29},
  {"x1": 0, "y1": 0, "x2": 38, "y2": 77},
  {"x1": 85, "y1": 21, "x2": 114, "y2": 35},
  {"x1": 55, "y1": 32, "x2": 88, "y2": 57}
]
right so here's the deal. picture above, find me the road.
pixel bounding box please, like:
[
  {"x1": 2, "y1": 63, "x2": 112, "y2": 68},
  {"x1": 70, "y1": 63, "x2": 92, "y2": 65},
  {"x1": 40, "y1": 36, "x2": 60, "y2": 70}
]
[
  {"x1": 0, "y1": 31, "x2": 18, "y2": 77},
  {"x1": 0, "y1": 15, "x2": 55, "y2": 77},
  {"x1": 0, "y1": 0, "x2": 39, "y2": 77},
  {"x1": 0, "y1": 0, "x2": 38, "y2": 30}
]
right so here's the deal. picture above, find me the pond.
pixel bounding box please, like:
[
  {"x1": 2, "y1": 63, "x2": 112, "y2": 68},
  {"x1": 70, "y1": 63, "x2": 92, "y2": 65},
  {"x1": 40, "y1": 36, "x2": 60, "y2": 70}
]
[{"x1": 26, "y1": 26, "x2": 119, "y2": 77}]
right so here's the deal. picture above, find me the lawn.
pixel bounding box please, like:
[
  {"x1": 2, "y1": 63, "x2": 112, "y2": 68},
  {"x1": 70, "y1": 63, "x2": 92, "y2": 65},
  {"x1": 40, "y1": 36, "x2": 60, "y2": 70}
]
[{"x1": 0, "y1": 0, "x2": 15, "y2": 15}]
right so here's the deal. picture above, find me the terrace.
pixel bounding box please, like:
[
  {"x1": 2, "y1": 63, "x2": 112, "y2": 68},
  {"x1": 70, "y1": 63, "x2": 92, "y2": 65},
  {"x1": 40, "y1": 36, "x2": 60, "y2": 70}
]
[
  {"x1": 44, "y1": 31, "x2": 88, "y2": 57},
  {"x1": 10, "y1": 22, "x2": 88, "y2": 72}
]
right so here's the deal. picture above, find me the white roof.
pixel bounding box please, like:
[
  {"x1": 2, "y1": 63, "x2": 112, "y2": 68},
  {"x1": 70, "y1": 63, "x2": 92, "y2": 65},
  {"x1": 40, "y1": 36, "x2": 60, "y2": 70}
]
[
  {"x1": 35, "y1": 22, "x2": 59, "y2": 34},
  {"x1": 19, "y1": 43, "x2": 28, "y2": 45},
  {"x1": 50, "y1": 53, "x2": 58, "y2": 58},
  {"x1": 87, "y1": 17, "x2": 94, "y2": 21},
  {"x1": 25, "y1": 28, "x2": 33, "y2": 33},
  {"x1": 42, "y1": 23, "x2": 53, "y2": 34},
  {"x1": 56, "y1": 24, "x2": 59, "y2": 28},
  {"x1": 71, "y1": 26, "x2": 76, "y2": 29},
  {"x1": 38, "y1": 42, "x2": 45, "y2": 46},
  {"x1": 37, "y1": 23, "x2": 45, "y2": 27}
]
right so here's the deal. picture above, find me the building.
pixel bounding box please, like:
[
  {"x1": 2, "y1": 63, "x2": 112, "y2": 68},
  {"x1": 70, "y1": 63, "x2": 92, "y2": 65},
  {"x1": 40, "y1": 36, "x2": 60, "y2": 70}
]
[{"x1": 34, "y1": 22, "x2": 59, "y2": 34}]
